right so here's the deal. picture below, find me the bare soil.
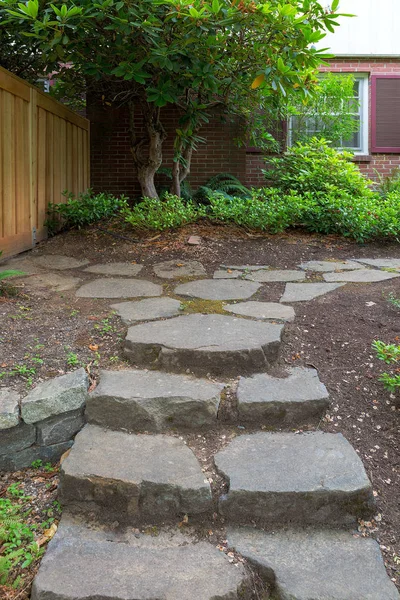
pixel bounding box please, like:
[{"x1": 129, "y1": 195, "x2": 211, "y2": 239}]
[{"x1": 1, "y1": 222, "x2": 399, "y2": 595}]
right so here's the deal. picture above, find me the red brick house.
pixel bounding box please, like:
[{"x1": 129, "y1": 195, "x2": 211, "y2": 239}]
[{"x1": 89, "y1": 0, "x2": 400, "y2": 197}]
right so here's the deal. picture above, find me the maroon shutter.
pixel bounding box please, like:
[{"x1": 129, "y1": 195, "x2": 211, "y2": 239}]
[{"x1": 371, "y1": 75, "x2": 400, "y2": 153}]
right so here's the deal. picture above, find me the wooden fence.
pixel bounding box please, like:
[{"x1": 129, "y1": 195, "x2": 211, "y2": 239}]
[{"x1": 0, "y1": 66, "x2": 90, "y2": 259}]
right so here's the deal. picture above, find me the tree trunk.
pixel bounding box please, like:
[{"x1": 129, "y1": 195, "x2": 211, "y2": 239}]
[
  {"x1": 170, "y1": 144, "x2": 194, "y2": 197},
  {"x1": 171, "y1": 161, "x2": 181, "y2": 197},
  {"x1": 129, "y1": 100, "x2": 166, "y2": 199}
]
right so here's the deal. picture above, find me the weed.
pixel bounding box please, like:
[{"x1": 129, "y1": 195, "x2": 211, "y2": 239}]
[
  {"x1": 64, "y1": 347, "x2": 80, "y2": 367},
  {"x1": 373, "y1": 339, "x2": 400, "y2": 394},
  {"x1": 385, "y1": 291, "x2": 400, "y2": 310},
  {"x1": 94, "y1": 318, "x2": 115, "y2": 335},
  {"x1": 31, "y1": 460, "x2": 43, "y2": 469}
]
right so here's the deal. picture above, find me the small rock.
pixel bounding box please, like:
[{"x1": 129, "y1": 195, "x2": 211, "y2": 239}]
[
  {"x1": 187, "y1": 235, "x2": 201, "y2": 245},
  {"x1": 0, "y1": 388, "x2": 20, "y2": 429}
]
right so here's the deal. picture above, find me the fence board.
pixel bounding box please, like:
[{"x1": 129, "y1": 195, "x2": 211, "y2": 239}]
[{"x1": 0, "y1": 66, "x2": 90, "y2": 258}]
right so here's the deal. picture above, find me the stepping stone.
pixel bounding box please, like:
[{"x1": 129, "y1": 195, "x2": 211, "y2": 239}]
[
  {"x1": 237, "y1": 368, "x2": 329, "y2": 426},
  {"x1": 86, "y1": 369, "x2": 223, "y2": 431},
  {"x1": 76, "y1": 278, "x2": 162, "y2": 299},
  {"x1": 84, "y1": 262, "x2": 143, "y2": 276},
  {"x1": 227, "y1": 527, "x2": 400, "y2": 600},
  {"x1": 224, "y1": 301, "x2": 295, "y2": 322},
  {"x1": 214, "y1": 431, "x2": 374, "y2": 527},
  {"x1": 21, "y1": 369, "x2": 88, "y2": 424},
  {"x1": 31, "y1": 516, "x2": 249, "y2": 600},
  {"x1": 354, "y1": 258, "x2": 400, "y2": 270},
  {"x1": 0, "y1": 388, "x2": 20, "y2": 429},
  {"x1": 175, "y1": 279, "x2": 261, "y2": 300},
  {"x1": 111, "y1": 297, "x2": 182, "y2": 324},
  {"x1": 32, "y1": 255, "x2": 89, "y2": 270},
  {"x1": 213, "y1": 269, "x2": 242, "y2": 279},
  {"x1": 299, "y1": 260, "x2": 363, "y2": 272},
  {"x1": 59, "y1": 424, "x2": 212, "y2": 523},
  {"x1": 153, "y1": 260, "x2": 206, "y2": 279},
  {"x1": 280, "y1": 282, "x2": 345, "y2": 302},
  {"x1": 323, "y1": 269, "x2": 400, "y2": 283},
  {"x1": 124, "y1": 314, "x2": 283, "y2": 376},
  {"x1": 246, "y1": 269, "x2": 306, "y2": 282},
  {"x1": 25, "y1": 273, "x2": 81, "y2": 291},
  {"x1": 221, "y1": 265, "x2": 269, "y2": 271}
]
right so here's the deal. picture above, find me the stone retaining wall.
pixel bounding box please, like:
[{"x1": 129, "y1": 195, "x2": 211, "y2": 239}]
[{"x1": 0, "y1": 369, "x2": 88, "y2": 471}]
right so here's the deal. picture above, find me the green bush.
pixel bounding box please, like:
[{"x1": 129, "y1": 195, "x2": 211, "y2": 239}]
[
  {"x1": 264, "y1": 138, "x2": 373, "y2": 197},
  {"x1": 45, "y1": 189, "x2": 129, "y2": 235},
  {"x1": 373, "y1": 339, "x2": 400, "y2": 393},
  {"x1": 123, "y1": 194, "x2": 204, "y2": 231}
]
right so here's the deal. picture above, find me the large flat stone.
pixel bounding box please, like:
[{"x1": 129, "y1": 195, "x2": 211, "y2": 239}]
[
  {"x1": 0, "y1": 440, "x2": 73, "y2": 471},
  {"x1": 227, "y1": 527, "x2": 400, "y2": 600},
  {"x1": 25, "y1": 273, "x2": 81, "y2": 291},
  {"x1": 246, "y1": 269, "x2": 306, "y2": 282},
  {"x1": 237, "y1": 368, "x2": 329, "y2": 426},
  {"x1": 153, "y1": 260, "x2": 206, "y2": 279},
  {"x1": 323, "y1": 269, "x2": 400, "y2": 283},
  {"x1": 21, "y1": 369, "x2": 88, "y2": 424},
  {"x1": 124, "y1": 314, "x2": 283, "y2": 376},
  {"x1": 87, "y1": 369, "x2": 222, "y2": 431},
  {"x1": 0, "y1": 387, "x2": 20, "y2": 429},
  {"x1": 175, "y1": 279, "x2": 261, "y2": 300},
  {"x1": 111, "y1": 297, "x2": 182, "y2": 324},
  {"x1": 354, "y1": 258, "x2": 400, "y2": 270},
  {"x1": 221, "y1": 265, "x2": 269, "y2": 271},
  {"x1": 224, "y1": 301, "x2": 295, "y2": 322},
  {"x1": 84, "y1": 262, "x2": 143, "y2": 276},
  {"x1": 280, "y1": 282, "x2": 345, "y2": 302},
  {"x1": 213, "y1": 269, "x2": 242, "y2": 279},
  {"x1": 31, "y1": 516, "x2": 249, "y2": 600},
  {"x1": 76, "y1": 278, "x2": 162, "y2": 298},
  {"x1": 0, "y1": 421, "x2": 36, "y2": 454},
  {"x1": 32, "y1": 255, "x2": 89, "y2": 270},
  {"x1": 36, "y1": 409, "x2": 85, "y2": 445},
  {"x1": 215, "y1": 432, "x2": 374, "y2": 526},
  {"x1": 59, "y1": 424, "x2": 212, "y2": 523},
  {"x1": 299, "y1": 260, "x2": 364, "y2": 272}
]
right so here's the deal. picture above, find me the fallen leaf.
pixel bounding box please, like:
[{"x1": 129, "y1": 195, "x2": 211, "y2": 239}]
[{"x1": 89, "y1": 344, "x2": 99, "y2": 351}]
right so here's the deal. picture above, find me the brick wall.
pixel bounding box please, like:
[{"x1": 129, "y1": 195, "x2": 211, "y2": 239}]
[{"x1": 89, "y1": 58, "x2": 400, "y2": 196}]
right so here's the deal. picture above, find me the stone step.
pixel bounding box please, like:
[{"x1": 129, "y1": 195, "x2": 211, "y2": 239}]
[
  {"x1": 86, "y1": 369, "x2": 223, "y2": 432},
  {"x1": 214, "y1": 432, "x2": 374, "y2": 527},
  {"x1": 124, "y1": 313, "x2": 283, "y2": 376},
  {"x1": 227, "y1": 527, "x2": 399, "y2": 600},
  {"x1": 237, "y1": 367, "x2": 329, "y2": 426},
  {"x1": 59, "y1": 424, "x2": 212, "y2": 524},
  {"x1": 31, "y1": 516, "x2": 250, "y2": 600}
]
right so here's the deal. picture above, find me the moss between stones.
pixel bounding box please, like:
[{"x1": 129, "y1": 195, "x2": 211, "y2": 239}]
[{"x1": 174, "y1": 298, "x2": 228, "y2": 315}]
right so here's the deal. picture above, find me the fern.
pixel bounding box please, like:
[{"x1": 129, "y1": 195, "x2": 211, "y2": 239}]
[{"x1": 193, "y1": 173, "x2": 250, "y2": 203}]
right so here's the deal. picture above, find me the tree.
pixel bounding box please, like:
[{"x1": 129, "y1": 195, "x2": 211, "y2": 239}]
[
  {"x1": 289, "y1": 72, "x2": 360, "y2": 147},
  {"x1": 1, "y1": 0, "x2": 347, "y2": 198}
]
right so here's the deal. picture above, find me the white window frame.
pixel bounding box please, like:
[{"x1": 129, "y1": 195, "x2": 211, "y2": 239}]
[{"x1": 288, "y1": 73, "x2": 369, "y2": 155}]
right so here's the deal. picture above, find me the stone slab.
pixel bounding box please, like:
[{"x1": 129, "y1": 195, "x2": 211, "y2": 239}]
[
  {"x1": 59, "y1": 424, "x2": 212, "y2": 523},
  {"x1": 299, "y1": 260, "x2": 364, "y2": 272},
  {"x1": 280, "y1": 282, "x2": 345, "y2": 303},
  {"x1": 175, "y1": 279, "x2": 261, "y2": 300},
  {"x1": 153, "y1": 260, "x2": 206, "y2": 279},
  {"x1": 237, "y1": 368, "x2": 329, "y2": 426},
  {"x1": 21, "y1": 369, "x2": 88, "y2": 424},
  {"x1": 111, "y1": 297, "x2": 182, "y2": 324},
  {"x1": 31, "y1": 516, "x2": 249, "y2": 600},
  {"x1": 221, "y1": 265, "x2": 269, "y2": 271},
  {"x1": 354, "y1": 258, "x2": 400, "y2": 270},
  {"x1": 25, "y1": 273, "x2": 81, "y2": 291},
  {"x1": 0, "y1": 440, "x2": 73, "y2": 472},
  {"x1": 323, "y1": 269, "x2": 400, "y2": 283},
  {"x1": 227, "y1": 527, "x2": 400, "y2": 600},
  {"x1": 36, "y1": 409, "x2": 85, "y2": 446},
  {"x1": 0, "y1": 387, "x2": 20, "y2": 429},
  {"x1": 213, "y1": 270, "x2": 242, "y2": 279},
  {"x1": 76, "y1": 278, "x2": 162, "y2": 298},
  {"x1": 0, "y1": 257, "x2": 39, "y2": 276},
  {"x1": 246, "y1": 269, "x2": 306, "y2": 282},
  {"x1": 0, "y1": 421, "x2": 36, "y2": 454},
  {"x1": 87, "y1": 369, "x2": 222, "y2": 431},
  {"x1": 215, "y1": 432, "x2": 374, "y2": 526},
  {"x1": 83, "y1": 262, "x2": 143, "y2": 276},
  {"x1": 124, "y1": 313, "x2": 283, "y2": 376},
  {"x1": 224, "y1": 302, "x2": 295, "y2": 322},
  {"x1": 32, "y1": 255, "x2": 89, "y2": 270}
]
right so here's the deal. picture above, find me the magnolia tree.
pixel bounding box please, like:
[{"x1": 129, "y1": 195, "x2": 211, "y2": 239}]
[{"x1": 1, "y1": 0, "x2": 346, "y2": 198}]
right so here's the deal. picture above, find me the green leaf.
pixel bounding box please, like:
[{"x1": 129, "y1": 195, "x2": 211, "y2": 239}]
[{"x1": 331, "y1": 0, "x2": 339, "y2": 11}]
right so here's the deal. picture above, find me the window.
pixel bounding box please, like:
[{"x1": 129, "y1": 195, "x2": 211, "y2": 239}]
[
  {"x1": 371, "y1": 75, "x2": 400, "y2": 153},
  {"x1": 289, "y1": 74, "x2": 369, "y2": 155}
]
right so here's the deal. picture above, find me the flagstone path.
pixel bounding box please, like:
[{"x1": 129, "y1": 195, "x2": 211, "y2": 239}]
[{"x1": 2, "y1": 254, "x2": 400, "y2": 599}]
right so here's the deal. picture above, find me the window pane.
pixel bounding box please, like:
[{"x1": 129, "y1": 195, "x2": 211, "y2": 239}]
[{"x1": 341, "y1": 116, "x2": 361, "y2": 149}]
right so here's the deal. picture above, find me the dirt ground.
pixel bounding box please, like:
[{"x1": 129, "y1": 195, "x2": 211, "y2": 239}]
[{"x1": 1, "y1": 222, "x2": 399, "y2": 594}]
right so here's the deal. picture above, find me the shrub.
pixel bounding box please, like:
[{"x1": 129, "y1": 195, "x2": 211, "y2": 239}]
[
  {"x1": 45, "y1": 189, "x2": 129, "y2": 235},
  {"x1": 264, "y1": 138, "x2": 373, "y2": 197},
  {"x1": 375, "y1": 166, "x2": 400, "y2": 197},
  {"x1": 193, "y1": 173, "x2": 250, "y2": 204},
  {"x1": 123, "y1": 194, "x2": 204, "y2": 231}
]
